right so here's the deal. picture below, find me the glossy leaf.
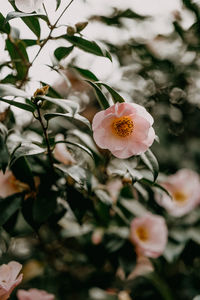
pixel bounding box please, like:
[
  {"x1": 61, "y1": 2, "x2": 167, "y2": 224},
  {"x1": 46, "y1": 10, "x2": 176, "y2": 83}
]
[
  {"x1": 140, "y1": 149, "x2": 159, "y2": 181},
  {"x1": 0, "y1": 194, "x2": 22, "y2": 226},
  {"x1": 0, "y1": 124, "x2": 9, "y2": 172},
  {"x1": 0, "y1": 97, "x2": 35, "y2": 112},
  {"x1": 44, "y1": 112, "x2": 91, "y2": 129},
  {"x1": 70, "y1": 65, "x2": 99, "y2": 81},
  {"x1": 0, "y1": 84, "x2": 29, "y2": 98},
  {"x1": 54, "y1": 46, "x2": 74, "y2": 61},
  {"x1": 5, "y1": 11, "x2": 48, "y2": 23},
  {"x1": 22, "y1": 16, "x2": 41, "y2": 38},
  {"x1": 55, "y1": 140, "x2": 94, "y2": 159},
  {"x1": 38, "y1": 95, "x2": 79, "y2": 114},
  {"x1": 62, "y1": 34, "x2": 112, "y2": 60},
  {"x1": 85, "y1": 81, "x2": 110, "y2": 109},
  {"x1": 0, "y1": 12, "x2": 10, "y2": 34},
  {"x1": 97, "y1": 82, "x2": 125, "y2": 103},
  {"x1": 56, "y1": 0, "x2": 61, "y2": 10}
]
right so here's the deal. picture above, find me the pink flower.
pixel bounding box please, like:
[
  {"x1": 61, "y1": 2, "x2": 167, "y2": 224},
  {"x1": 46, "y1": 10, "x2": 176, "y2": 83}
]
[
  {"x1": 0, "y1": 170, "x2": 28, "y2": 198},
  {"x1": 0, "y1": 261, "x2": 23, "y2": 300},
  {"x1": 130, "y1": 213, "x2": 168, "y2": 258},
  {"x1": 53, "y1": 134, "x2": 76, "y2": 165},
  {"x1": 17, "y1": 288, "x2": 55, "y2": 300},
  {"x1": 92, "y1": 102, "x2": 155, "y2": 159},
  {"x1": 155, "y1": 169, "x2": 200, "y2": 217},
  {"x1": 15, "y1": 0, "x2": 44, "y2": 13}
]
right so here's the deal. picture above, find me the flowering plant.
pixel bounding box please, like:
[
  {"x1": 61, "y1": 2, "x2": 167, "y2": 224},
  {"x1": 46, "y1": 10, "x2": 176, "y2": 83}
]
[{"x1": 0, "y1": 0, "x2": 200, "y2": 299}]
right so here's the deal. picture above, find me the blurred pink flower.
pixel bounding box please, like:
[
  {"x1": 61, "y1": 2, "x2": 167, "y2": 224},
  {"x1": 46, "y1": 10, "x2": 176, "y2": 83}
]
[
  {"x1": 130, "y1": 213, "x2": 168, "y2": 258},
  {"x1": 17, "y1": 288, "x2": 55, "y2": 300},
  {"x1": 92, "y1": 102, "x2": 155, "y2": 159},
  {"x1": 155, "y1": 169, "x2": 200, "y2": 217},
  {"x1": 0, "y1": 170, "x2": 28, "y2": 198},
  {"x1": 0, "y1": 261, "x2": 23, "y2": 300},
  {"x1": 106, "y1": 178, "x2": 123, "y2": 203},
  {"x1": 128, "y1": 255, "x2": 154, "y2": 280},
  {"x1": 15, "y1": 0, "x2": 44, "y2": 13},
  {"x1": 54, "y1": 134, "x2": 76, "y2": 165}
]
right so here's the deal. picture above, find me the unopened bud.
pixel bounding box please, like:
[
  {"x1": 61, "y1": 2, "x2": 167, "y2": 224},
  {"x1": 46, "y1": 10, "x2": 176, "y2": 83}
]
[
  {"x1": 33, "y1": 85, "x2": 49, "y2": 98},
  {"x1": 67, "y1": 26, "x2": 76, "y2": 36},
  {"x1": 75, "y1": 21, "x2": 88, "y2": 32}
]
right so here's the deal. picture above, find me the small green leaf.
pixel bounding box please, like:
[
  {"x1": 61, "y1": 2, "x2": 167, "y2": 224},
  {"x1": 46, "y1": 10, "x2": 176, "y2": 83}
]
[
  {"x1": 33, "y1": 191, "x2": 58, "y2": 224},
  {"x1": 70, "y1": 65, "x2": 99, "y2": 81},
  {"x1": 85, "y1": 80, "x2": 110, "y2": 109},
  {"x1": 140, "y1": 149, "x2": 159, "y2": 181},
  {"x1": 0, "y1": 194, "x2": 22, "y2": 226},
  {"x1": 54, "y1": 46, "x2": 74, "y2": 61},
  {"x1": 22, "y1": 16, "x2": 41, "y2": 38},
  {"x1": 0, "y1": 97, "x2": 35, "y2": 112},
  {"x1": 0, "y1": 13, "x2": 10, "y2": 34},
  {"x1": 97, "y1": 82, "x2": 125, "y2": 103},
  {"x1": 61, "y1": 34, "x2": 111, "y2": 60},
  {"x1": 44, "y1": 112, "x2": 91, "y2": 129},
  {"x1": 56, "y1": 0, "x2": 61, "y2": 10}
]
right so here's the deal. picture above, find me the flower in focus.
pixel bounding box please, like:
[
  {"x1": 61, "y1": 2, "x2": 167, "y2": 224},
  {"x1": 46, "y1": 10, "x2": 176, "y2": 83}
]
[
  {"x1": 130, "y1": 213, "x2": 168, "y2": 258},
  {"x1": 0, "y1": 261, "x2": 23, "y2": 300},
  {"x1": 0, "y1": 170, "x2": 29, "y2": 198},
  {"x1": 17, "y1": 288, "x2": 55, "y2": 300},
  {"x1": 53, "y1": 134, "x2": 76, "y2": 165},
  {"x1": 155, "y1": 169, "x2": 200, "y2": 217},
  {"x1": 92, "y1": 102, "x2": 155, "y2": 159},
  {"x1": 15, "y1": 0, "x2": 44, "y2": 13}
]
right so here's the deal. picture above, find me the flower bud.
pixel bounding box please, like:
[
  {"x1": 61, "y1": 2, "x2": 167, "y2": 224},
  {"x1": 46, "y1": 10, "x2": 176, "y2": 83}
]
[
  {"x1": 75, "y1": 21, "x2": 88, "y2": 32},
  {"x1": 67, "y1": 26, "x2": 76, "y2": 36}
]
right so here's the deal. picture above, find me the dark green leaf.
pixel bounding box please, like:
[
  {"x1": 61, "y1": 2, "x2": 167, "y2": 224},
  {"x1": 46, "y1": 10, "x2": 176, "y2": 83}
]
[
  {"x1": 6, "y1": 39, "x2": 29, "y2": 80},
  {"x1": 85, "y1": 81, "x2": 110, "y2": 109},
  {"x1": 0, "y1": 13, "x2": 10, "y2": 34},
  {"x1": 61, "y1": 34, "x2": 111, "y2": 60},
  {"x1": 44, "y1": 112, "x2": 91, "y2": 129},
  {"x1": 5, "y1": 11, "x2": 48, "y2": 23},
  {"x1": 38, "y1": 95, "x2": 79, "y2": 114},
  {"x1": 54, "y1": 46, "x2": 74, "y2": 61},
  {"x1": 11, "y1": 157, "x2": 35, "y2": 189},
  {"x1": 140, "y1": 178, "x2": 171, "y2": 197},
  {"x1": 0, "y1": 97, "x2": 35, "y2": 112},
  {"x1": 56, "y1": 0, "x2": 61, "y2": 10},
  {"x1": 22, "y1": 16, "x2": 41, "y2": 38},
  {"x1": 140, "y1": 149, "x2": 159, "y2": 181},
  {"x1": 0, "y1": 124, "x2": 9, "y2": 172},
  {"x1": 22, "y1": 39, "x2": 38, "y2": 47},
  {"x1": 0, "y1": 194, "x2": 22, "y2": 226},
  {"x1": 33, "y1": 191, "x2": 58, "y2": 224},
  {"x1": 97, "y1": 82, "x2": 125, "y2": 103},
  {"x1": 70, "y1": 65, "x2": 99, "y2": 81},
  {"x1": 55, "y1": 140, "x2": 94, "y2": 159}
]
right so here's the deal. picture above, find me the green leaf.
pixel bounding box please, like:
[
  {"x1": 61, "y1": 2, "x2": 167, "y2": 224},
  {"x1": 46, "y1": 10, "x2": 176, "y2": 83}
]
[
  {"x1": 140, "y1": 149, "x2": 159, "y2": 181},
  {"x1": 22, "y1": 39, "x2": 38, "y2": 47},
  {"x1": 140, "y1": 178, "x2": 171, "y2": 197},
  {"x1": 6, "y1": 39, "x2": 29, "y2": 80},
  {"x1": 55, "y1": 165, "x2": 88, "y2": 185},
  {"x1": 55, "y1": 140, "x2": 94, "y2": 159},
  {"x1": 33, "y1": 191, "x2": 58, "y2": 224},
  {"x1": 54, "y1": 46, "x2": 74, "y2": 61},
  {"x1": 9, "y1": 142, "x2": 46, "y2": 167},
  {"x1": 0, "y1": 194, "x2": 22, "y2": 226},
  {"x1": 5, "y1": 11, "x2": 48, "y2": 23},
  {"x1": 44, "y1": 112, "x2": 91, "y2": 129},
  {"x1": 97, "y1": 82, "x2": 125, "y2": 103},
  {"x1": 0, "y1": 124, "x2": 9, "y2": 172},
  {"x1": 38, "y1": 95, "x2": 79, "y2": 114},
  {"x1": 85, "y1": 81, "x2": 110, "y2": 109},
  {"x1": 0, "y1": 97, "x2": 35, "y2": 112},
  {"x1": 56, "y1": 0, "x2": 61, "y2": 10},
  {"x1": 70, "y1": 65, "x2": 99, "y2": 81},
  {"x1": 0, "y1": 84, "x2": 29, "y2": 98},
  {"x1": 22, "y1": 16, "x2": 41, "y2": 38},
  {"x1": 11, "y1": 156, "x2": 35, "y2": 189},
  {"x1": 0, "y1": 13, "x2": 10, "y2": 34},
  {"x1": 61, "y1": 34, "x2": 111, "y2": 60}
]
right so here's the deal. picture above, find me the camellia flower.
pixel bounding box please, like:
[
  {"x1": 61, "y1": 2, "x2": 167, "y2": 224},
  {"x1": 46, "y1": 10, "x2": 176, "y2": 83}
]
[
  {"x1": 92, "y1": 102, "x2": 155, "y2": 159},
  {"x1": 15, "y1": 0, "x2": 44, "y2": 13},
  {"x1": 130, "y1": 213, "x2": 168, "y2": 258},
  {"x1": 17, "y1": 288, "x2": 55, "y2": 300},
  {"x1": 0, "y1": 261, "x2": 23, "y2": 300},
  {"x1": 155, "y1": 169, "x2": 200, "y2": 217},
  {"x1": 0, "y1": 170, "x2": 29, "y2": 198}
]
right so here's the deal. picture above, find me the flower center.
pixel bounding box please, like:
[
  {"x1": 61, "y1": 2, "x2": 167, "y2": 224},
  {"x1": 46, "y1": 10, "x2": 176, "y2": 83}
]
[
  {"x1": 173, "y1": 190, "x2": 188, "y2": 203},
  {"x1": 136, "y1": 226, "x2": 149, "y2": 242},
  {"x1": 112, "y1": 116, "x2": 134, "y2": 137}
]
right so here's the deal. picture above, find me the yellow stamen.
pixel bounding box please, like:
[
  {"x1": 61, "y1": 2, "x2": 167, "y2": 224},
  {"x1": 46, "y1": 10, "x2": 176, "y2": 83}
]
[
  {"x1": 136, "y1": 226, "x2": 149, "y2": 242},
  {"x1": 173, "y1": 191, "x2": 188, "y2": 203},
  {"x1": 112, "y1": 116, "x2": 134, "y2": 137}
]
